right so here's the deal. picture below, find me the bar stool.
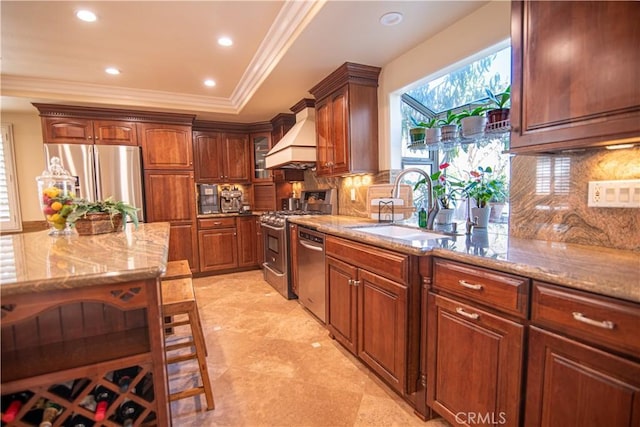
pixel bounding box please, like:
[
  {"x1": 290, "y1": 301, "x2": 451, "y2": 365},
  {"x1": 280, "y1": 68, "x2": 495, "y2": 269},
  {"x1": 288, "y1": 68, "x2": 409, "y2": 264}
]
[
  {"x1": 161, "y1": 262, "x2": 215, "y2": 410},
  {"x1": 161, "y1": 260, "x2": 192, "y2": 335}
]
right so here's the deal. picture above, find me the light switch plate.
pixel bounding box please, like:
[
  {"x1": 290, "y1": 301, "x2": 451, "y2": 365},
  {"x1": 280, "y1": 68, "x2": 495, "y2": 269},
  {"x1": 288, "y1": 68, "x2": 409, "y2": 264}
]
[{"x1": 588, "y1": 179, "x2": 640, "y2": 208}]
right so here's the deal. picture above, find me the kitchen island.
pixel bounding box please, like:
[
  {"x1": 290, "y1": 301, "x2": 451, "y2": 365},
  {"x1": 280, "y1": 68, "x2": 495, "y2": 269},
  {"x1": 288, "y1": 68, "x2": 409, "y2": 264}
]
[{"x1": 1, "y1": 222, "x2": 171, "y2": 426}]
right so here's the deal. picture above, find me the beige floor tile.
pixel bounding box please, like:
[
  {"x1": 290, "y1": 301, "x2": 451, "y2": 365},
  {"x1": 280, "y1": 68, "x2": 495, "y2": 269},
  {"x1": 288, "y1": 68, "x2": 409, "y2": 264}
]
[{"x1": 167, "y1": 270, "x2": 448, "y2": 426}]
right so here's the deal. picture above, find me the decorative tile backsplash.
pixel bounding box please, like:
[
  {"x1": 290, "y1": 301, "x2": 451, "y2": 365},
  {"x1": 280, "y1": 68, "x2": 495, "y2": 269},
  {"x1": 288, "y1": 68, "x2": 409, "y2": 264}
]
[{"x1": 509, "y1": 147, "x2": 640, "y2": 251}]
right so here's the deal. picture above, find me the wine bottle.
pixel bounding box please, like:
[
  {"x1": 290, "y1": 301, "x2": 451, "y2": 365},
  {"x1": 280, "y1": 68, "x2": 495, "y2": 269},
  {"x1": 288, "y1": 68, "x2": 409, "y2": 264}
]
[
  {"x1": 63, "y1": 413, "x2": 95, "y2": 427},
  {"x1": 1, "y1": 391, "x2": 33, "y2": 423},
  {"x1": 92, "y1": 386, "x2": 115, "y2": 422},
  {"x1": 112, "y1": 366, "x2": 140, "y2": 393},
  {"x1": 114, "y1": 400, "x2": 142, "y2": 426},
  {"x1": 48, "y1": 380, "x2": 75, "y2": 400},
  {"x1": 39, "y1": 401, "x2": 63, "y2": 427}
]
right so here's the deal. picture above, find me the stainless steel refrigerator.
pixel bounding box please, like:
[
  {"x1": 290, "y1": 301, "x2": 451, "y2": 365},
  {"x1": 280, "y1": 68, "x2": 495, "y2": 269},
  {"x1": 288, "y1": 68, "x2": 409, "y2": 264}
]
[{"x1": 43, "y1": 144, "x2": 145, "y2": 222}]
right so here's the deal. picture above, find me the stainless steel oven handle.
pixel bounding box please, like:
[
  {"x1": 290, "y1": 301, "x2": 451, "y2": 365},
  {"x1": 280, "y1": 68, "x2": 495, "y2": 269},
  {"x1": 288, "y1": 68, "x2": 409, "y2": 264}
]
[
  {"x1": 263, "y1": 263, "x2": 285, "y2": 277},
  {"x1": 261, "y1": 223, "x2": 286, "y2": 232},
  {"x1": 299, "y1": 240, "x2": 324, "y2": 252}
]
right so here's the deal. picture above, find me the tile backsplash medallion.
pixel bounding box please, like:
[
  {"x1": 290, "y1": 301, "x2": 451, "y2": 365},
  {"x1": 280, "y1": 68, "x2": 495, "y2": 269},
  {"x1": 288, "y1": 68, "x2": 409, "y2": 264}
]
[{"x1": 510, "y1": 147, "x2": 640, "y2": 251}]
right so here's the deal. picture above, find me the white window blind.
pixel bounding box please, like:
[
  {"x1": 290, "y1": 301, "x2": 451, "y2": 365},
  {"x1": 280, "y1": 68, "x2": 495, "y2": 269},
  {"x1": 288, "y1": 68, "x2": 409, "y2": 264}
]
[{"x1": 0, "y1": 124, "x2": 22, "y2": 232}]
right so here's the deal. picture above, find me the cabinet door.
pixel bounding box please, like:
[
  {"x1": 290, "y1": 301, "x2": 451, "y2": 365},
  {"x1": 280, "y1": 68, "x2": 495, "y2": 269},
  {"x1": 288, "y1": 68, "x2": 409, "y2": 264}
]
[
  {"x1": 525, "y1": 327, "x2": 640, "y2": 427},
  {"x1": 427, "y1": 293, "x2": 524, "y2": 427},
  {"x1": 144, "y1": 171, "x2": 195, "y2": 222},
  {"x1": 511, "y1": 1, "x2": 640, "y2": 152},
  {"x1": 169, "y1": 222, "x2": 199, "y2": 273},
  {"x1": 358, "y1": 269, "x2": 407, "y2": 394},
  {"x1": 257, "y1": 219, "x2": 264, "y2": 267},
  {"x1": 236, "y1": 216, "x2": 258, "y2": 268},
  {"x1": 198, "y1": 228, "x2": 238, "y2": 272},
  {"x1": 251, "y1": 132, "x2": 272, "y2": 182},
  {"x1": 223, "y1": 133, "x2": 250, "y2": 182},
  {"x1": 93, "y1": 120, "x2": 138, "y2": 146},
  {"x1": 139, "y1": 123, "x2": 193, "y2": 169},
  {"x1": 315, "y1": 98, "x2": 332, "y2": 176},
  {"x1": 253, "y1": 183, "x2": 277, "y2": 211},
  {"x1": 41, "y1": 118, "x2": 93, "y2": 144},
  {"x1": 329, "y1": 87, "x2": 349, "y2": 175},
  {"x1": 326, "y1": 256, "x2": 358, "y2": 355},
  {"x1": 193, "y1": 132, "x2": 225, "y2": 182}
]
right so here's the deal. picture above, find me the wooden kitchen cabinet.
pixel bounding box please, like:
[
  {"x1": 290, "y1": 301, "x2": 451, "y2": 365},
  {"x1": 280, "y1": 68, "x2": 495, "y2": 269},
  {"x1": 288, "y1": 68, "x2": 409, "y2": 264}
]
[
  {"x1": 139, "y1": 123, "x2": 193, "y2": 169},
  {"x1": 144, "y1": 171, "x2": 198, "y2": 271},
  {"x1": 510, "y1": 1, "x2": 640, "y2": 153},
  {"x1": 40, "y1": 117, "x2": 139, "y2": 145},
  {"x1": 426, "y1": 258, "x2": 529, "y2": 427},
  {"x1": 326, "y1": 236, "x2": 416, "y2": 395},
  {"x1": 198, "y1": 218, "x2": 238, "y2": 272},
  {"x1": 309, "y1": 63, "x2": 380, "y2": 177},
  {"x1": 525, "y1": 281, "x2": 640, "y2": 426},
  {"x1": 525, "y1": 327, "x2": 640, "y2": 427},
  {"x1": 237, "y1": 215, "x2": 259, "y2": 268},
  {"x1": 193, "y1": 130, "x2": 250, "y2": 183}
]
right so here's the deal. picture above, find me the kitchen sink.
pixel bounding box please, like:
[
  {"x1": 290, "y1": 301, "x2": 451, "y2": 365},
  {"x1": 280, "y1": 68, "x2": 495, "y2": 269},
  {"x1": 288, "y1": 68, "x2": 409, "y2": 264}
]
[{"x1": 352, "y1": 225, "x2": 445, "y2": 241}]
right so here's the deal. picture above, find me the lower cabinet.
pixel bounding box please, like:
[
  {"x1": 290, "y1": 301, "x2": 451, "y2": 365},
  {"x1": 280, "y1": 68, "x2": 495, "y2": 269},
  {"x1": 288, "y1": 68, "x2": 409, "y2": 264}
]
[
  {"x1": 289, "y1": 224, "x2": 299, "y2": 296},
  {"x1": 197, "y1": 216, "x2": 260, "y2": 273},
  {"x1": 525, "y1": 327, "x2": 640, "y2": 427},
  {"x1": 427, "y1": 293, "x2": 524, "y2": 427},
  {"x1": 326, "y1": 236, "x2": 415, "y2": 395},
  {"x1": 426, "y1": 258, "x2": 528, "y2": 427},
  {"x1": 168, "y1": 222, "x2": 199, "y2": 272}
]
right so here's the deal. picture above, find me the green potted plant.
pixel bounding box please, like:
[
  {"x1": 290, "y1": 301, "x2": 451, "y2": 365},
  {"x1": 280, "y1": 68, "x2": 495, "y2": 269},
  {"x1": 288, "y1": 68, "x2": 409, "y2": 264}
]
[
  {"x1": 408, "y1": 117, "x2": 427, "y2": 146},
  {"x1": 463, "y1": 166, "x2": 506, "y2": 227},
  {"x1": 485, "y1": 85, "x2": 511, "y2": 125},
  {"x1": 414, "y1": 163, "x2": 464, "y2": 225},
  {"x1": 457, "y1": 105, "x2": 489, "y2": 138},
  {"x1": 438, "y1": 110, "x2": 459, "y2": 141},
  {"x1": 66, "y1": 197, "x2": 139, "y2": 235}
]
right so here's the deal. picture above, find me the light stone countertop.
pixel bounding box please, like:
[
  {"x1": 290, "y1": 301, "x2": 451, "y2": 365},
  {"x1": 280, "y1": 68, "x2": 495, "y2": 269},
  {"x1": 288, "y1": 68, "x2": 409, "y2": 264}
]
[
  {"x1": 289, "y1": 215, "x2": 640, "y2": 303},
  {"x1": 1, "y1": 222, "x2": 171, "y2": 297}
]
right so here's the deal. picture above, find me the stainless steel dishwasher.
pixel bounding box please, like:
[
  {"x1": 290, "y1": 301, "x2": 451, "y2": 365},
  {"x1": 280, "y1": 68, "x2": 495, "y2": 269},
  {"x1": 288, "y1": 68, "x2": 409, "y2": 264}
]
[{"x1": 296, "y1": 226, "x2": 326, "y2": 323}]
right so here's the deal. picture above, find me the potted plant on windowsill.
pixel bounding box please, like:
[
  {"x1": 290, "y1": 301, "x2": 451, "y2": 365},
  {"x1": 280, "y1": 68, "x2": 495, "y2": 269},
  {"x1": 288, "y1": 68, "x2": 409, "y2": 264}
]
[
  {"x1": 438, "y1": 110, "x2": 459, "y2": 142},
  {"x1": 457, "y1": 105, "x2": 489, "y2": 138},
  {"x1": 463, "y1": 166, "x2": 506, "y2": 228},
  {"x1": 485, "y1": 85, "x2": 510, "y2": 127},
  {"x1": 66, "y1": 198, "x2": 139, "y2": 235},
  {"x1": 414, "y1": 162, "x2": 464, "y2": 226}
]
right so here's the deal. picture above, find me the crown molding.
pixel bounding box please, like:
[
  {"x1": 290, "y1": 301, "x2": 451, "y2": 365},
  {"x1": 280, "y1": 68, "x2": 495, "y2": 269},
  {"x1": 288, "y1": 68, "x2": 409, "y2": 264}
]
[{"x1": 0, "y1": 0, "x2": 327, "y2": 115}]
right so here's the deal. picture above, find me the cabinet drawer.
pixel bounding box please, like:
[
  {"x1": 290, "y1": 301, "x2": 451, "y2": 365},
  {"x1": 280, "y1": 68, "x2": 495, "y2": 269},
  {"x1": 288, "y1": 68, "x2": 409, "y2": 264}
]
[
  {"x1": 326, "y1": 236, "x2": 408, "y2": 284},
  {"x1": 433, "y1": 259, "x2": 529, "y2": 318},
  {"x1": 197, "y1": 217, "x2": 236, "y2": 229},
  {"x1": 532, "y1": 282, "x2": 640, "y2": 357}
]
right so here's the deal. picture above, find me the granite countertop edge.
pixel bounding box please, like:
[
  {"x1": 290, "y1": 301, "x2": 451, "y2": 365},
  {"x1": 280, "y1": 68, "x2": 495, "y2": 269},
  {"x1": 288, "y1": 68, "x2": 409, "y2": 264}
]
[{"x1": 289, "y1": 216, "x2": 640, "y2": 304}]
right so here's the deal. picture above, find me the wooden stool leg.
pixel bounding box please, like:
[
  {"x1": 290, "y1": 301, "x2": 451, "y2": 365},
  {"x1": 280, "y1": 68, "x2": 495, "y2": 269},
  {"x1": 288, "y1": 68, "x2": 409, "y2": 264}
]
[
  {"x1": 188, "y1": 306, "x2": 215, "y2": 410},
  {"x1": 193, "y1": 304, "x2": 208, "y2": 357}
]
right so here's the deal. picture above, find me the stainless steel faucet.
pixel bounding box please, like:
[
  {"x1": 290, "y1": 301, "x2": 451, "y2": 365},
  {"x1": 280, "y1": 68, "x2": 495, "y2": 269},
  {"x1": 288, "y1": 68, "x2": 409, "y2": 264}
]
[
  {"x1": 392, "y1": 168, "x2": 439, "y2": 229},
  {"x1": 465, "y1": 196, "x2": 478, "y2": 235}
]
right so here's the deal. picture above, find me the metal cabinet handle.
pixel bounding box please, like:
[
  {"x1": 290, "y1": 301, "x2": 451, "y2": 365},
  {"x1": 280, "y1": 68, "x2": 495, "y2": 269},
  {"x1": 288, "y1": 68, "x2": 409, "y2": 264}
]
[
  {"x1": 455, "y1": 307, "x2": 479, "y2": 320},
  {"x1": 348, "y1": 279, "x2": 360, "y2": 287},
  {"x1": 572, "y1": 312, "x2": 615, "y2": 330},
  {"x1": 458, "y1": 280, "x2": 483, "y2": 290},
  {"x1": 348, "y1": 279, "x2": 353, "y2": 286}
]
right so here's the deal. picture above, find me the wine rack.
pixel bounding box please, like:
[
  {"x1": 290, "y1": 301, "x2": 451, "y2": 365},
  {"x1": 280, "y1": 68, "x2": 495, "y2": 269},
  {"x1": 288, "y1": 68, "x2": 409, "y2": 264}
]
[
  {"x1": 1, "y1": 359, "x2": 156, "y2": 426},
  {"x1": 1, "y1": 280, "x2": 169, "y2": 426}
]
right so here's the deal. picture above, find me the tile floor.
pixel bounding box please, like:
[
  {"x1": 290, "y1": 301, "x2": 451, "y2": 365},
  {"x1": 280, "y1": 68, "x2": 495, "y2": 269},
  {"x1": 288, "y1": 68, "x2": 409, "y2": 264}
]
[{"x1": 168, "y1": 270, "x2": 451, "y2": 427}]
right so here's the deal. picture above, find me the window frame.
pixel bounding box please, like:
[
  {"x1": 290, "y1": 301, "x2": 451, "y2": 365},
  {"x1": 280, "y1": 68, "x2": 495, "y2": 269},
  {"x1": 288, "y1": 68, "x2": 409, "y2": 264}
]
[{"x1": 0, "y1": 124, "x2": 23, "y2": 232}]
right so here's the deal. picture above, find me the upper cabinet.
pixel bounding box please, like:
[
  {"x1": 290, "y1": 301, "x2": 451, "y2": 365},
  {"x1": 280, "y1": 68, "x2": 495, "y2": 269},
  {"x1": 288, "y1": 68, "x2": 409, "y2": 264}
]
[
  {"x1": 251, "y1": 132, "x2": 272, "y2": 182},
  {"x1": 140, "y1": 123, "x2": 193, "y2": 170},
  {"x1": 510, "y1": 1, "x2": 640, "y2": 153},
  {"x1": 193, "y1": 123, "x2": 250, "y2": 183},
  {"x1": 41, "y1": 118, "x2": 138, "y2": 146},
  {"x1": 309, "y1": 63, "x2": 380, "y2": 177}
]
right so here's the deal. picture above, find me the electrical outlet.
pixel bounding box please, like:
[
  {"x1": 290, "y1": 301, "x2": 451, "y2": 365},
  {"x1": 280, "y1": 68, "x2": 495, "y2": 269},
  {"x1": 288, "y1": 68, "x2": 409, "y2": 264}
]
[{"x1": 588, "y1": 179, "x2": 640, "y2": 208}]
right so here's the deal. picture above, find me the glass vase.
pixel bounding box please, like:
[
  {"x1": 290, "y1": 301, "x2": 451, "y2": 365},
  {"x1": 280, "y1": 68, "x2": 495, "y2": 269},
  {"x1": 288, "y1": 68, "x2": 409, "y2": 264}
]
[{"x1": 36, "y1": 157, "x2": 77, "y2": 236}]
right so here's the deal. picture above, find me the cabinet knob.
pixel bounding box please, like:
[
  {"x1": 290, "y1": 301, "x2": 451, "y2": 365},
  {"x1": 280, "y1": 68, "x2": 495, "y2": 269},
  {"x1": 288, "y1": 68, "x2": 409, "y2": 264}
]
[{"x1": 511, "y1": 125, "x2": 520, "y2": 133}]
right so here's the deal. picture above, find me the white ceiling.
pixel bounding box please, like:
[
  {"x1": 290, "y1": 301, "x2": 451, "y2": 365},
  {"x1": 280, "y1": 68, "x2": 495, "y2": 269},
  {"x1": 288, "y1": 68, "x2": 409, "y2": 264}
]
[{"x1": 1, "y1": 1, "x2": 487, "y2": 123}]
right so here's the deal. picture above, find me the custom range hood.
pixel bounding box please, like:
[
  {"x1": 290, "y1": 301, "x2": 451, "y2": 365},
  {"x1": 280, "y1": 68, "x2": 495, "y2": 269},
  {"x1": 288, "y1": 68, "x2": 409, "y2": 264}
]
[{"x1": 265, "y1": 99, "x2": 316, "y2": 169}]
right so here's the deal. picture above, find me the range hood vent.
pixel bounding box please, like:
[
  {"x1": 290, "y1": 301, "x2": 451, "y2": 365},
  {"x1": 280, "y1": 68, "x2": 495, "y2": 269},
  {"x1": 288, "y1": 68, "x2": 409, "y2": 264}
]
[{"x1": 265, "y1": 99, "x2": 316, "y2": 170}]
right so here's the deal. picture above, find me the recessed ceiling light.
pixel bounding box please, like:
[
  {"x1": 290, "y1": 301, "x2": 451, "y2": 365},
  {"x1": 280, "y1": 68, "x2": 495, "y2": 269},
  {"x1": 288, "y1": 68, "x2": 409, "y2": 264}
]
[
  {"x1": 379, "y1": 12, "x2": 403, "y2": 26},
  {"x1": 76, "y1": 10, "x2": 97, "y2": 22},
  {"x1": 218, "y1": 37, "x2": 233, "y2": 47},
  {"x1": 204, "y1": 79, "x2": 216, "y2": 87},
  {"x1": 105, "y1": 67, "x2": 121, "y2": 75}
]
